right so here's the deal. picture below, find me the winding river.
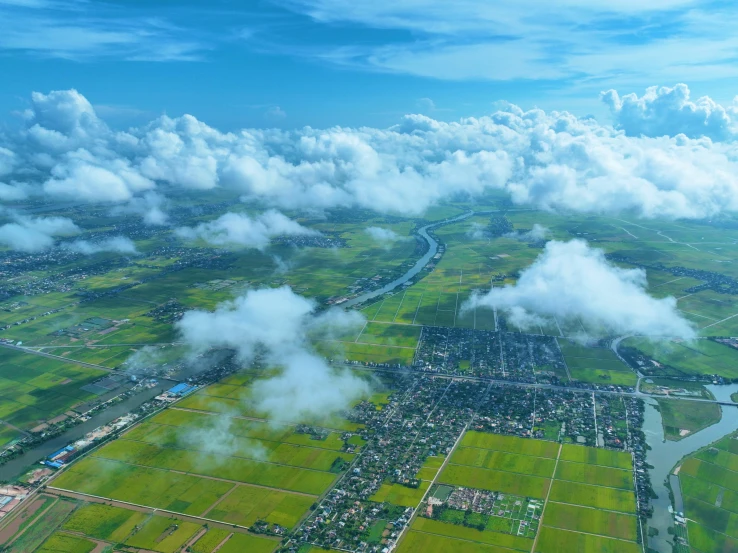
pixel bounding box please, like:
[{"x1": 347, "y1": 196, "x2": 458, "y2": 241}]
[
  {"x1": 344, "y1": 211, "x2": 475, "y2": 308},
  {"x1": 644, "y1": 384, "x2": 738, "y2": 553}
]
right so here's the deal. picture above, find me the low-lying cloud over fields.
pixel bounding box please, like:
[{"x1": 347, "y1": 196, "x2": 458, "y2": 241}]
[
  {"x1": 466, "y1": 239, "x2": 695, "y2": 340},
  {"x1": 4, "y1": 85, "x2": 738, "y2": 223},
  {"x1": 176, "y1": 286, "x2": 370, "y2": 422},
  {"x1": 176, "y1": 210, "x2": 318, "y2": 250}
]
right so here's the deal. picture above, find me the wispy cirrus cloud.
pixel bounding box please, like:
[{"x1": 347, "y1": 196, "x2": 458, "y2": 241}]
[
  {"x1": 265, "y1": 0, "x2": 738, "y2": 90},
  {"x1": 0, "y1": 1, "x2": 206, "y2": 61}
]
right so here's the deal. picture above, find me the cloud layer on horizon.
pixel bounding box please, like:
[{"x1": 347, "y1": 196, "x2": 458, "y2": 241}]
[{"x1": 4, "y1": 86, "x2": 738, "y2": 222}]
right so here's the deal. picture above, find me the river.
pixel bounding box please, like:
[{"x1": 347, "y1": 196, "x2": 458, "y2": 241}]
[
  {"x1": 0, "y1": 384, "x2": 167, "y2": 482},
  {"x1": 644, "y1": 383, "x2": 738, "y2": 553},
  {"x1": 343, "y1": 212, "x2": 475, "y2": 308}
]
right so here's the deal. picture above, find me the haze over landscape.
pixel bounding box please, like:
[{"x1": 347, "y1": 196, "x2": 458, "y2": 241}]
[{"x1": 1, "y1": 2, "x2": 738, "y2": 553}]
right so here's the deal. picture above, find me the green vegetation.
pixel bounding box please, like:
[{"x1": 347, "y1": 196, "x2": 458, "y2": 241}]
[
  {"x1": 460, "y1": 432, "x2": 559, "y2": 458},
  {"x1": 216, "y1": 533, "x2": 279, "y2": 553},
  {"x1": 36, "y1": 532, "x2": 96, "y2": 553},
  {"x1": 549, "y1": 481, "x2": 636, "y2": 513},
  {"x1": 124, "y1": 516, "x2": 201, "y2": 553},
  {"x1": 370, "y1": 481, "x2": 430, "y2": 507},
  {"x1": 439, "y1": 465, "x2": 550, "y2": 498},
  {"x1": 542, "y1": 502, "x2": 638, "y2": 541},
  {"x1": 398, "y1": 530, "x2": 520, "y2": 553},
  {"x1": 559, "y1": 444, "x2": 632, "y2": 469},
  {"x1": 0, "y1": 349, "x2": 106, "y2": 429},
  {"x1": 535, "y1": 526, "x2": 641, "y2": 553},
  {"x1": 554, "y1": 461, "x2": 634, "y2": 490},
  {"x1": 411, "y1": 517, "x2": 533, "y2": 550},
  {"x1": 656, "y1": 398, "x2": 721, "y2": 440},
  {"x1": 62, "y1": 503, "x2": 148, "y2": 542},
  {"x1": 191, "y1": 528, "x2": 232, "y2": 553},
  {"x1": 450, "y1": 447, "x2": 556, "y2": 478},
  {"x1": 625, "y1": 337, "x2": 738, "y2": 380},
  {"x1": 207, "y1": 484, "x2": 315, "y2": 528}
]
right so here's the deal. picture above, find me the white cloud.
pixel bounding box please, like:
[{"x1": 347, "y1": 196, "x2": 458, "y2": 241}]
[
  {"x1": 466, "y1": 239, "x2": 695, "y2": 339},
  {"x1": 111, "y1": 192, "x2": 169, "y2": 226},
  {"x1": 0, "y1": 214, "x2": 79, "y2": 252},
  {"x1": 6, "y1": 88, "x2": 738, "y2": 220},
  {"x1": 176, "y1": 210, "x2": 318, "y2": 250},
  {"x1": 63, "y1": 236, "x2": 139, "y2": 255},
  {"x1": 365, "y1": 226, "x2": 406, "y2": 245},
  {"x1": 603, "y1": 84, "x2": 738, "y2": 140},
  {"x1": 176, "y1": 286, "x2": 369, "y2": 422},
  {"x1": 505, "y1": 223, "x2": 550, "y2": 242}
]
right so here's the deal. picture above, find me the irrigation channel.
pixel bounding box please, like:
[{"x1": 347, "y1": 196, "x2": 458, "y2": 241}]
[{"x1": 644, "y1": 383, "x2": 738, "y2": 553}]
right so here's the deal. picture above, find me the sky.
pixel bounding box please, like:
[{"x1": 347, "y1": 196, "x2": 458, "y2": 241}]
[{"x1": 1, "y1": 0, "x2": 738, "y2": 130}]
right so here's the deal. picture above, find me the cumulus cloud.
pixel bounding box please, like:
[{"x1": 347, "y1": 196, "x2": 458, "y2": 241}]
[
  {"x1": 505, "y1": 223, "x2": 550, "y2": 242},
  {"x1": 176, "y1": 210, "x2": 318, "y2": 250},
  {"x1": 6, "y1": 87, "x2": 738, "y2": 220},
  {"x1": 603, "y1": 84, "x2": 738, "y2": 140},
  {"x1": 466, "y1": 239, "x2": 695, "y2": 339},
  {"x1": 176, "y1": 286, "x2": 370, "y2": 422},
  {"x1": 63, "y1": 236, "x2": 139, "y2": 255},
  {"x1": 365, "y1": 226, "x2": 408, "y2": 246},
  {"x1": 111, "y1": 192, "x2": 169, "y2": 225},
  {"x1": 0, "y1": 214, "x2": 79, "y2": 252}
]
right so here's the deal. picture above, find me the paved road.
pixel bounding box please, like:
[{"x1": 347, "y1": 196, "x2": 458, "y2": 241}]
[
  {"x1": 0, "y1": 342, "x2": 116, "y2": 373},
  {"x1": 338, "y1": 363, "x2": 738, "y2": 407}
]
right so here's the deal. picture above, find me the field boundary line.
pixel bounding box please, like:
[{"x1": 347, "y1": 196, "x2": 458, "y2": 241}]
[
  {"x1": 3, "y1": 496, "x2": 59, "y2": 548},
  {"x1": 200, "y1": 483, "x2": 239, "y2": 517},
  {"x1": 545, "y1": 500, "x2": 638, "y2": 516},
  {"x1": 130, "y1": 418, "x2": 352, "y2": 454},
  {"x1": 354, "y1": 321, "x2": 368, "y2": 343},
  {"x1": 545, "y1": 499, "x2": 637, "y2": 516},
  {"x1": 700, "y1": 311, "x2": 738, "y2": 330},
  {"x1": 392, "y1": 291, "x2": 408, "y2": 322},
  {"x1": 45, "y1": 487, "x2": 260, "y2": 535},
  {"x1": 110, "y1": 436, "x2": 353, "y2": 474},
  {"x1": 450, "y1": 444, "x2": 559, "y2": 461},
  {"x1": 411, "y1": 292, "x2": 424, "y2": 325},
  {"x1": 530, "y1": 443, "x2": 562, "y2": 553},
  {"x1": 409, "y1": 528, "x2": 523, "y2": 551},
  {"x1": 538, "y1": 523, "x2": 640, "y2": 543},
  {"x1": 86, "y1": 454, "x2": 324, "y2": 495}
]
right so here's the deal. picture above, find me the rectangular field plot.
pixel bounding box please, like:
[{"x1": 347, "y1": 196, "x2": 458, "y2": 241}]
[
  {"x1": 357, "y1": 322, "x2": 422, "y2": 347},
  {"x1": 62, "y1": 503, "x2": 148, "y2": 542},
  {"x1": 535, "y1": 526, "x2": 641, "y2": 553},
  {"x1": 450, "y1": 447, "x2": 557, "y2": 478},
  {"x1": 206, "y1": 484, "x2": 314, "y2": 529},
  {"x1": 124, "y1": 517, "x2": 201, "y2": 553},
  {"x1": 559, "y1": 444, "x2": 632, "y2": 469},
  {"x1": 417, "y1": 432, "x2": 640, "y2": 553},
  {"x1": 216, "y1": 533, "x2": 279, "y2": 553},
  {"x1": 439, "y1": 465, "x2": 550, "y2": 499},
  {"x1": 554, "y1": 461, "x2": 633, "y2": 490},
  {"x1": 542, "y1": 502, "x2": 638, "y2": 541},
  {"x1": 90, "y1": 439, "x2": 337, "y2": 495},
  {"x1": 548, "y1": 481, "x2": 636, "y2": 513},
  {"x1": 411, "y1": 517, "x2": 534, "y2": 551},
  {"x1": 52, "y1": 457, "x2": 234, "y2": 515},
  {"x1": 461, "y1": 431, "x2": 560, "y2": 458},
  {"x1": 398, "y1": 530, "x2": 522, "y2": 553}
]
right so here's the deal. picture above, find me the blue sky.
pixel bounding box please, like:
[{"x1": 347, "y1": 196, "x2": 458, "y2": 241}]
[{"x1": 1, "y1": 0, "x2": 737, "y2": 130}]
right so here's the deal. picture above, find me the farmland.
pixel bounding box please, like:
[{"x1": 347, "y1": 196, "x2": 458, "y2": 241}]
[
  {"x1": 0, "y1": 499, "x2": 280, "y2": 553},
  {"x1": 400, "y1": 432, "x2": 640, "y2": 553},
  {"x1": 0, "y1": 348, "x2": 106, "y2": 433},
  {"x1": 676, "y1": 431, "x2": 738, "y2": 552}
]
